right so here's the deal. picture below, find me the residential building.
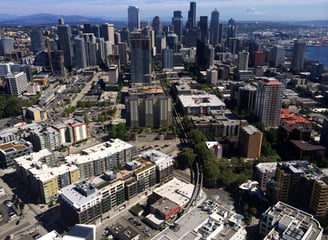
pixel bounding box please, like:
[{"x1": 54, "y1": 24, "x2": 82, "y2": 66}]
[
  {"x1": 82, "y1": 33, "x2": 97, "y2": 66},
  {"x1": 162, "y1": 47, "x2": 174, "y2": 69},
  {"x1": 320, "y1": 117, "x2": 328, "y2": 149},
  {"x1": 254, "y1": 78, "x2": 284, "y2": 128},
  {"x1": 74, "y1": 37, "x2": 87, "y2": 69},
  {"x1": 22, "y1": 106, "x2": 48, "y2": 122},
  {"x1": 272, "y1": 161, "x2": 328, "y2": 217},
  {"x1": 29, "y1": 126, "x2": 61, "y2": 151},
  {"x1": 259, "y1": 201, "x2": 323, "y2": 240},
  {"x1": 59, "y1": 181, "x2": 102, "y2": 225},
  {"x1": 140, "y1": 150, "x2": 174, "y2": 184},
  {"x1": 15, "y1": 149, "x2": 81, "y2": 204},
  {"x1": 65, "y1": 139, "x2": 136, "y2": 179},
  {"x1": 0, "y1": 37, "x2": 14, "y2": 55},
  {"x1": 0, "y1": 140, "x2": 33, "y2": 168},
  {"x1": 125, "y1": 94, "x2": 172, "y2": 128},
  {"x1": 6, "y1": 72, "x2": 28, "y2": 96},
  {"x1": 239, "y1": 125, "x2": 262, "y2": 158},
  {"x1": 255, "y1": 162, "x2": 277, "y2": 192}
]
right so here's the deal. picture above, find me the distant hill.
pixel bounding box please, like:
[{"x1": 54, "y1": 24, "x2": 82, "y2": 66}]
[{"x1": 0, "y1": 13, "x2": 112, "y2": 26}]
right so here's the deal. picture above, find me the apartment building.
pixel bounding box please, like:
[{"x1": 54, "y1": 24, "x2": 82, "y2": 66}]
[
  {"x1": 239, "y1": 125, "x2": 263, "y2": 158},
  {"x1": 15, "y1": 149, "x2": 80, "y2": 204},
  {"x1": 0, "y1": 140, "x2": 33, "y2": 168},
  {"x1": 259, "y1": 201, "x2": 322, "y2": 240}
]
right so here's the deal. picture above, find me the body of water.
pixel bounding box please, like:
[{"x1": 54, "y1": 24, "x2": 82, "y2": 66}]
[{"x1": 305, "y1": 45, "x2": 328, "y2": 67}]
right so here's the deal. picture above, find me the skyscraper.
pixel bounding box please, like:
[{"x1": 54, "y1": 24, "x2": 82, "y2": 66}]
[
  {"x1": 30, "y1": 29, "x2": 44, "y2": 54},
  {"x1": 199, "y1": 16, "x2": 208, "y2": 43},
  {"x1": 254, "y1": 78, "x2": 284, "y2": 128},
  {"x1": 82, "y1": 33, "x2": 97, "y2": 66},
  {"x1": 152, "y1": 16, "x2": 162, "y2": 37},
  {"x1": 128, "y1": 6, "x2": 140, "y2": 32},
  {"x1": 269, "y1": 45, "x2": 285, "y2": 67},
  {"x1": 129, "y1": 32, "x2": 151, "y2": 83},
  {"x1": 227, "y1": 18, "x2": 237, "y2": 39},
  {"x1": 209, "y1": 9, "x2": 220, "y2": 46},
  {"x1": 74, "y1": 37, "x2": 87, "y2": 69},
  {"x1": 238, "y1": 51, "x2": 249, "y2": 70},
  {"x1": 101, "y1": 23, "x2": 115, "y2": 43},
  {"x1": 291, "y1": 40, "x2": 306, "y2": 72},
  {"x1": 57, "y1": 24, "x2": 74, "y2": 69},
  {"x1": 162, "y1": 47, "x2": 174, "y2": 69},
  {"x1": 172, "y1": 11, "x2": 183, "y2": 42},
  {"x1": 186, "y1": 2, "x2": 196, "y2": 30}
]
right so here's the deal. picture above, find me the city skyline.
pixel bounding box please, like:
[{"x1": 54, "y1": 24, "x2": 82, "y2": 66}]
[{"x1": 1, "y1": 0, "x2": 327, "y2": 21}]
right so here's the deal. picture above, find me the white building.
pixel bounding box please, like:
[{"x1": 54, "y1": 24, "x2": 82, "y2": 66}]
[
  {"x1": 255, "y1": 162, "x2": 277, "y2": 192},
  {"x1": 178, "y1": 94, "x2": 225, "y2": 115},
  {"x1": 6, "y1": 72, "x2": 28, "y2": 96},
  {"x1": 259, "y1": 201, "x2": 323, "y2": 240}
]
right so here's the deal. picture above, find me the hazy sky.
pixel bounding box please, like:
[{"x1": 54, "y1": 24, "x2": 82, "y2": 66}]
[{"x1": 1, "y1": 0, "x2": 328, "y2": 21}]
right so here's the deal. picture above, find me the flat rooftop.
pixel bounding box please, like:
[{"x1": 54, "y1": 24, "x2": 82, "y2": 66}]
[
  {"x1": 0, "y1": 140, "x2": 30, "y2": 153},
  {"x1": 178, "y1": 94, "x2": 225, "y2": 108},
  {"x1": 153, "y1": 177, "x2": 194, "y2": 208},
  {"x1": 65, "y1": 139, "x2": 134, "y2": 165}
]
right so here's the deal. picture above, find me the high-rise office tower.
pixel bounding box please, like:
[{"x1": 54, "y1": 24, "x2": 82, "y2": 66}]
[
  {"x1": 238, "y1": 51, "x2": 249, "y2": 70},
  {"x1": 91, "y1": 25, "x2": 101, "y2": 38},
  {"x1": 74, "y1": 37, "x2": 87, "y2": 69},
  {"x1": 114, "y1": 32, "x2": 121, "y2": 44},
  {"x1": 196, "y1": 39, "x2": 213, "y2": 71},
  {"x1": 152, "y1": 16, "x2": 162, "y2": 37},
  {"x1": 57, "y1": 24, "x2": 74, "y2": 69},
  {"x1": 129, "y1": 32, "x2": 151, "y2": 83},
  {"x1": 254, "y1": 78, "x2": 284, "y2": 128},
  {"x1": 162, "y1": 47, "x2": 174, "y2": 69},
  {"x1": 218, "y1": 23, "x2": 223, "y2": 44},
  {"x1": 155, "y1": 34, "x2": 166, "y2": 55},
  {"x1": 199, "y1": 16, "x2": 209, "y2": 43},
  {"x1": 166, "y1": 33, "x2": 178, "y2": 52},
  {"x1": 30, "y1": 29, "x2": 44, "y2": 54},
  {"x1": 82, "y1": 33, "x2": 97, "y2": 66},
  {"x1": 227, "y1": 18, "x2": 237, "y2": 39},
  {"x1": 58, "y1": 18, "x2": 64, "y2": 25},
  {"x1": 104, "y1": 41, "x2": 113, "y2": 68},
  {"x1": 269, "y1": 45, "x2": 285, "y2": 67},
  {"x1": 96, "y1": 37, "x2": 106, "y2": 66},
  {"x1": 83, "y1": 24, "x2": 92, "y2": 33},
  {"x1": 172, "y1": 11, "x2": 183, "y2": 42},
  {"x1": 101, "y1": 23, "x2": 115, "y2": 43},
  {"x1": 186, "y1": 2, "x2": 196, "y2": 30},
  {"x1": 120, "y1": 28, "x2": 129, "y2": 43},
  {"x1": 209, "y1": 9, "x2": 220, "y2": 46},
  {"x1": 128, "y1": 6, "x2": 140, "y2": 32},
  {"x1": 6, "y1": 72, "x2": 28, "y2": 96},
  {"x1": 291, "y1": 40, "x2": 306, "y2": 72}
]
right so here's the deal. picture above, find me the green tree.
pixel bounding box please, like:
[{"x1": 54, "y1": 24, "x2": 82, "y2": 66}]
[{"x1": 175, "y1": 147, "x2": 196, "y2": 169}]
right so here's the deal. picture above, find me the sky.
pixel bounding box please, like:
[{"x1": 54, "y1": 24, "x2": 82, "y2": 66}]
[{"x1": 1, "y1": 0, "x2": 328, "y2": 21}]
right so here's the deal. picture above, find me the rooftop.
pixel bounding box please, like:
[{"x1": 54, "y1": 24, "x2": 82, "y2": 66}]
[
  {"x1": 139, "y1": 149, "x2": 174, "y2": 171},
  {"x1": 153, "y1": 177, "x2": 194, "y2": 208},
  {"x1": 178, "y1": 94, "x2": 225, "y2": 108},
  {"x1": 0, "y1": 140, "x2": 31, "y2": 153},
  {"x1": 65, "y1": 139, "x2": 134, "y2": 165},
  {"x1": 263, "y1": 201, "x2": 323, "y2": 240}
]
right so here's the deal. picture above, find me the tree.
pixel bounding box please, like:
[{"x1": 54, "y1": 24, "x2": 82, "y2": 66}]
[{"x1": 175, "y1": 147, "x2": 196, "y2": 170}]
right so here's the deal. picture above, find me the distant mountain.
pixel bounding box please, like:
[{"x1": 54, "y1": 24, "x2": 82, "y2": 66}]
[{"x1": 0, "y1": 13, "x2": 110, "y2": 26}]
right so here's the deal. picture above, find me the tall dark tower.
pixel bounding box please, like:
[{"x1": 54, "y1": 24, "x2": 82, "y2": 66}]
[
  {"x1": 227, "y1": 18, "x2": 237, "y2": 39},
  {"x1": 172, "y1": 11, "x2": 183, "y2": 42},
  {"x1": 57, "y1": 22, "x2": 74, "y2": 70},
  {"x1": 128, "y1": 6, "x2": 140, "y2": 32},
  {"x1": 199, "y1": 16, "x2": 208, "y2": 43},
  {"x1": 30, "y1": 29, "x2": 44, "y2": 54},
  {"x1": 291, "y1": 40, "x2": 306, "y2": 72},
  {"x1": 186, "y1": 2, "x2": 196, "y2": 30},
  {"x1": 209, "y1": 9, "x2": 220, "y2": 46},
  {"x1": 152, "y1": 16, "x2": 162, "y2": 37}
]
